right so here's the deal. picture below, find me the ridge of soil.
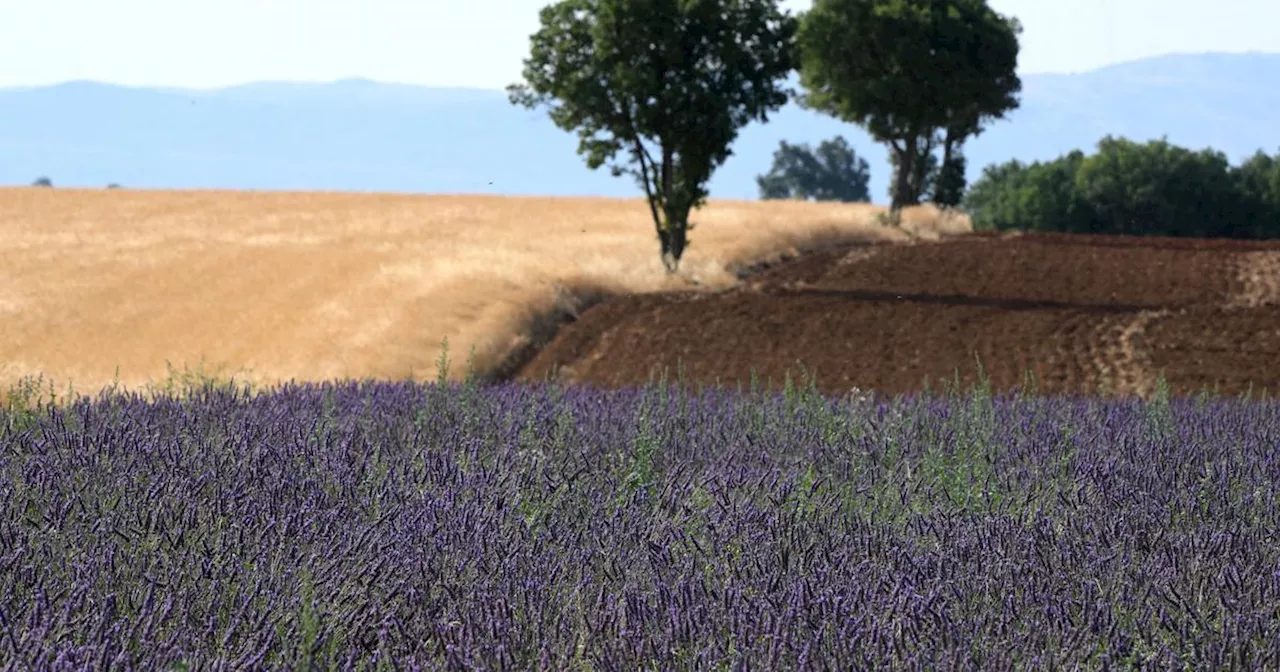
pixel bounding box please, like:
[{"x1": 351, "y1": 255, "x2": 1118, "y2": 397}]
[{"x1": 510, "y1": 232, "x2": 1280, "y2": 399}]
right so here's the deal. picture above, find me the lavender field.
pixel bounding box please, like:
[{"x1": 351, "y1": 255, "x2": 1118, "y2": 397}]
[{"x1": 2, "y1": 372, "x2": 1279, "y2": 670}]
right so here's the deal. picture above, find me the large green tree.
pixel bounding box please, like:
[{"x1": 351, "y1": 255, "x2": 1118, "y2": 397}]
[
  {"x1": 509, "y1": 0, "x2": 797, "y2": 272},
  {"x1": 757, "y1": 136, "x2": 872, "y2": 202},
  {"x1": 795, "y1": 0, "x2": 1022, "y2": 211}
]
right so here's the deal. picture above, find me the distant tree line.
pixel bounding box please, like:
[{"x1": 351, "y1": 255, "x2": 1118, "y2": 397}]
[
  {"x1": 962, "y1": 136, "x2": 1280, "y2": 238},
  {"x1": 761, "y1": 131, "x2": 1280, "y2": 241}
]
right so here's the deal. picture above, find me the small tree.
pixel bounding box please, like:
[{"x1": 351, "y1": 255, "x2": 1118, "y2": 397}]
[
  {"x1": 32, "y1": 176, "x2": 52, "y2": 187},
  {"x1": 796, "y1": 0, "x2": 1022, "y2": 212},
  {"x1": 757, "y1": 136, "x2": 871, "y2": 202},
  {"x1": 509, "y1": 0, "x2": 797, "y2": 271}
]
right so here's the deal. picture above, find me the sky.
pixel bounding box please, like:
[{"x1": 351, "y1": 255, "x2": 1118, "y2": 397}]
[{"x1": 3, "y1": 0, "x2": 1279, "y2": 89}]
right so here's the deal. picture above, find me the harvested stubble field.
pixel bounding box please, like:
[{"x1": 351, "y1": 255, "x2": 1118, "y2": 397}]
[{"x1": 0, "y1": 187, "x2": 966, "y2": 400}]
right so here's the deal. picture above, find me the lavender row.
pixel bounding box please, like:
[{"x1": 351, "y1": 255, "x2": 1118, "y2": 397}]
[{"x1": 2, "y1": 379, "x2": 1279, "y2": 670}]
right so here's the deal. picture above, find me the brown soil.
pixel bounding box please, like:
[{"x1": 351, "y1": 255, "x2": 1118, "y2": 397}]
[{"x1": 512, "y1": 232, "x2": 1280, "y2": 399}]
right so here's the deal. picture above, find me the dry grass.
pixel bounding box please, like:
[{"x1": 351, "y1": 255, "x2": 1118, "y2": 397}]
[{"x1": 1, "y1": 188, "x2": 970, "y2": 396}]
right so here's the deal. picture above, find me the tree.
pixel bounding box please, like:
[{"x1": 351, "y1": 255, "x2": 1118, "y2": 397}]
[
  {"x1": 959, "y1": 158, "x2": 1027, "y2": 230},
  {"x1": 962, "y1": 151, "x2": 1086, "y2": 232},
  {"x1": 1232, "y1": 149, "x2": 1280, "y2": 237},
  {"x1": 796, "y1": 0, "x2": 1022, "y2": 211},
  {"x1": 1234, "y1": 150, "x2": 1279, "y2": 204},
  {"x1": 1074, "y1": 136, "x2": 1242, "y2": 237},
  {"x1": 757, "y1": 136, "x2": 871, "y2": 202},
  {"x1": 509, "y1": 0, "x2": 797, "y2": 272},
  {"x1": 32, "y1": 176, "x2": 52, "y2": 187}
]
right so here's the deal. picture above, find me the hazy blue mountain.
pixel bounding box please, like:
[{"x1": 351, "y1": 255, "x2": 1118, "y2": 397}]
[{"x1": 3, "y1": 52, "x2": 1279, "y2": 202}]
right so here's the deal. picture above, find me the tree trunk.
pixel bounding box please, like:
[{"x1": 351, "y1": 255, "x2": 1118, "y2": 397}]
[
  {"x1": 910, "y1": 134, "x2": 939, "y2": 205},
  {"x1": 890, "y1": 145, "x2": 916, "y2": 212},
  {"x1": 657, "y1": 228, "x2": 674, "y2": 271},
  {"x1": 658, "y1": 203, "x2": 691, "y2": 272},
  {"x1": 941, "y1": 132, "x2": 954, "y2": 174},
  {"x1": 661, "y1": 147, "x2": 674, "y2": 198},
  {"x1": 657, "y1": 145, "x2": 679, "y2": 272},
  {"x1": 667, "y1": 214, "x2": 688, "y2": 270},
  {"x1": 933, "y1": 131, "x2": 955, "y2": 206},
  {"x1": 933, "y1": 129, "x2": 966, "y2": 208}
]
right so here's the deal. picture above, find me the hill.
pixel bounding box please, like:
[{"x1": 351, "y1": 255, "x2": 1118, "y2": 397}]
[{"x1": 3, "y1": 52, "x2": 1279, "y2": 201}]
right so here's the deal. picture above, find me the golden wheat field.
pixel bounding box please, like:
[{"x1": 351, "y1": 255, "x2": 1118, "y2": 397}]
[{"x1": 0, "y1": 187, "x2": 971, "y2": 397}]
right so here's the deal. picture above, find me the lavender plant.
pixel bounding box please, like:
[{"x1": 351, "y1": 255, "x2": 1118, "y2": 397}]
[{"x1": 1, "y1": 372, "x2": 1279, "y2": 669}]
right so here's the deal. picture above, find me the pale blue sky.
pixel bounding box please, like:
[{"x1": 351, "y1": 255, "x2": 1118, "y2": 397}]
[{"x1": 5, "y1": 0, "x2": 1278, "y2": 89}]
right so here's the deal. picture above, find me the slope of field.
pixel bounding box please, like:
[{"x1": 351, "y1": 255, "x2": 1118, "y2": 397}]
[
  {"x1": 514, "y1": 232, "x2": 1280, "y2": 399},
  {"x1": 0, "y1": 187, "x2": 969, "y2": 396}
]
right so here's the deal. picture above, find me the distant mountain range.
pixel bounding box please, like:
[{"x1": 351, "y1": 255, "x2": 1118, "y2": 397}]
[{"x1": 3, "y1": 52, "x2": 1279, "y2": 202}]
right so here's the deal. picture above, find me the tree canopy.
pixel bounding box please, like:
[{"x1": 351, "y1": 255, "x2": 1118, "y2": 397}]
[
  {"x1": 509, "y1": 0, "x2": 797, "y2": 271},
  {"x1": 796, "y1": 0, "x2": 1022, "y2": 210},
  {"x1": 963, "y1": 136, "x2": 1280, "y2": 239},
  {"x1": 757, "y1": 136, "x2": 872, "y2": 203}
]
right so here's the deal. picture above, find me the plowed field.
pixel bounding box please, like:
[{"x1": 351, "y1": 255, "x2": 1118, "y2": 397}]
[{"x1": 513, "y1": 232, "x2": 1280, "y2": 399}]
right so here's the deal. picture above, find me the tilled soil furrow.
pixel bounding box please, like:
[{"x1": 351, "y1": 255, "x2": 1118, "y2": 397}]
[{"x1": 515, "y1": 233, "x2": 1280, "y2": 399}]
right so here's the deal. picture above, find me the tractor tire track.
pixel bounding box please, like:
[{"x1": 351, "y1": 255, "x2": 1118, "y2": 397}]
[
  {"x1": 1227, "y1": 251, "x2": 1280, "y2": 308},
  {"x1": 1087, "y1": 309, "x2": 1171, "y2": 399}
]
